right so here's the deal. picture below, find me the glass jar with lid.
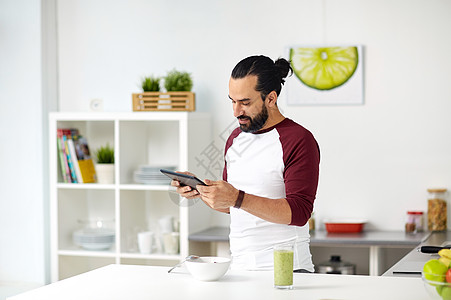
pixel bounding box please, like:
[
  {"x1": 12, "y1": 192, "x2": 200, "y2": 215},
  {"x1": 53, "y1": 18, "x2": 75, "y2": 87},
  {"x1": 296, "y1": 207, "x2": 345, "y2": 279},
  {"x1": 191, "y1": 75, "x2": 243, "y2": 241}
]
[
  {"x1": 427, "y1": 188, "x2": 447, "y2": 231},
  {"x1": 405, "y1": 211, "x2": 424, "y2": 234}
]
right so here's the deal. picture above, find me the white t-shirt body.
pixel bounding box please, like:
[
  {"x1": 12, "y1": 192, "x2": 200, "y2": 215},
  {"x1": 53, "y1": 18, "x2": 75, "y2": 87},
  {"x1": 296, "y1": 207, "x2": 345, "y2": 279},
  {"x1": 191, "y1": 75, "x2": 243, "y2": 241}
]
[{"x1": 224, "y1": 118, "x2": 320, "y2": 271}]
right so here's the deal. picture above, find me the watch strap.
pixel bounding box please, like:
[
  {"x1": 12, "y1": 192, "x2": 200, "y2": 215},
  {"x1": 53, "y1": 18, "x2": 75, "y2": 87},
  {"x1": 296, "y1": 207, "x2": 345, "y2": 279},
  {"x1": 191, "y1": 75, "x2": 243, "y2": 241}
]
[{"x1": 234, "y1": 190, "x2": 245, "y2": 209}]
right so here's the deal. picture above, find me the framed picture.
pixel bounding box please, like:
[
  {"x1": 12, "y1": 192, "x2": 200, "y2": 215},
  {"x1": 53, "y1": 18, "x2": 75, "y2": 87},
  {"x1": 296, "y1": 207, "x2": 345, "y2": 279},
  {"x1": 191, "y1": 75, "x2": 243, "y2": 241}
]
[{"x1": 285, "y1": 45, "x2": 364, "y2": 105}]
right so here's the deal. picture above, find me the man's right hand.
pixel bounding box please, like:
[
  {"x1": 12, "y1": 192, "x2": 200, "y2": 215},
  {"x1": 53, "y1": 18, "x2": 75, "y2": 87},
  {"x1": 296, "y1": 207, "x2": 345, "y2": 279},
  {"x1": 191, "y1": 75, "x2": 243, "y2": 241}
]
[{"x1": 170, "y1": 171, "x2": 200, "y2": 199}]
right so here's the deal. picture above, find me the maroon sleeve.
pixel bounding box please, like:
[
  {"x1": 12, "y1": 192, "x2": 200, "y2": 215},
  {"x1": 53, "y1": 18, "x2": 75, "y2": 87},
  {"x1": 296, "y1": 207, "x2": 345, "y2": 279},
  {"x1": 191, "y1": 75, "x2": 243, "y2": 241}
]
[
  {"x1": 279, "y1": 121, "x2": 320, "y2": 226},
  {"x1": 222, "y1": 127, "x2": 242, "y2": 182}
]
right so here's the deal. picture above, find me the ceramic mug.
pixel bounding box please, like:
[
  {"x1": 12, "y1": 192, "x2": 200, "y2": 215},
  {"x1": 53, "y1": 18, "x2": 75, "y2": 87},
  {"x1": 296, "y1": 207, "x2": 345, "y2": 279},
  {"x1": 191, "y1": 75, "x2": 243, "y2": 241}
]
[
  {"x1": 137, "y1": 231, "x2": 154, "y2": 254},
  {"x1": 158, "y1": 216, "x2": 174, "y2": 234},
  {"x1": 163, "y1": 232, "x2": 179, "y2": 254}
]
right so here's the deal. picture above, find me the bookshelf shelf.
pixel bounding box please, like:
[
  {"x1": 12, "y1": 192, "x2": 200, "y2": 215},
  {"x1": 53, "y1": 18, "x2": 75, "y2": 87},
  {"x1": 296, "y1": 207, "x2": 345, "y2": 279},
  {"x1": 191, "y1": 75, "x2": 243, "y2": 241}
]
[
  {"x1": 49, "y1": 112, "x2": 212, "y2": 281},
  {"x1": 58, "y1": 249, "x2": 117, "y2": 258},
  {"x1": 119, "y1": 252, "x2": 180, "y2": 260},
  {"x1": 119, "y1": 184, "x2": 171, "y2": 191},
  {"x1": 56, "y1": 183, "x2": 115, "y2": 190}
]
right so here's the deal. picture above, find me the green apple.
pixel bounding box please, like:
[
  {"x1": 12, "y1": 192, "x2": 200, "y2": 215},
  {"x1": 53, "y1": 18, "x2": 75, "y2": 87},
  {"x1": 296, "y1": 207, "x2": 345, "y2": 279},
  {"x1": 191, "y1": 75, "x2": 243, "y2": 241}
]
[
  {"x1": 423, "y1": 259, "x2": 447, "y2": 282},
  {"x1": 440, "y1": 286, "x2": 451, "y2": 300}
]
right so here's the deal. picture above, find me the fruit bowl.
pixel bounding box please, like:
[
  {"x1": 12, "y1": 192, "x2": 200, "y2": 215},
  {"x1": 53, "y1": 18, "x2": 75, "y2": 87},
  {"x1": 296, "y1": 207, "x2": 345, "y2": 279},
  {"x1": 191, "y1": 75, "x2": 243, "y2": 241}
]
[
  {"x1": 422, "y1": 272, "x2": 451, "y2": 299},
  {"x1": 185, "y1": 256, "x2": 231, "y2": 281}
]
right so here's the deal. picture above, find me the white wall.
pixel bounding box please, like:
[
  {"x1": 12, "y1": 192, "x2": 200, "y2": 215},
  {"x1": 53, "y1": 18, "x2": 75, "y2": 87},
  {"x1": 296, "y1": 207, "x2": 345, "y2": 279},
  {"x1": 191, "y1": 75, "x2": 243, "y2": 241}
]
[
  {"x1": 57, "y1": 0, "x2": 451, "y2": 232},
  {"x1": 0, "y1": 0, "x2": 46, "y2": 284},
  {"x1": 0, "y1": 0, "x2": 449, "y2": 287}
]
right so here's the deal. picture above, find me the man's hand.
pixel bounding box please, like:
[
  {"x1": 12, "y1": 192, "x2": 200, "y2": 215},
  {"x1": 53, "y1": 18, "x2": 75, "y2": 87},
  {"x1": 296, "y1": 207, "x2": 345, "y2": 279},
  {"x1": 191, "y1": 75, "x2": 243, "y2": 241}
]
[
  {"x1": 197, "y1": 179, "x2": 292, "y2": 224},
  {"x1": 170, "y1": 171, "x2": 200, "y2": 199},
  {"x1": 196, "y1": 179, "x2": 239, "y2": 210},
  {"x1": 174, "y1": 175, "x2": 291, "y2": 223}
]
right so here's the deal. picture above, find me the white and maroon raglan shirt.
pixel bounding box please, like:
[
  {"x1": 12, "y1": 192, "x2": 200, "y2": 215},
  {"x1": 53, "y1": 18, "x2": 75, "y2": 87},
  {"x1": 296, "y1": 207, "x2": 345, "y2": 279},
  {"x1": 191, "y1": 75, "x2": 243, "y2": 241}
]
[{"x1": 223, "y1": 118, "x2": 320, "y2": 271}]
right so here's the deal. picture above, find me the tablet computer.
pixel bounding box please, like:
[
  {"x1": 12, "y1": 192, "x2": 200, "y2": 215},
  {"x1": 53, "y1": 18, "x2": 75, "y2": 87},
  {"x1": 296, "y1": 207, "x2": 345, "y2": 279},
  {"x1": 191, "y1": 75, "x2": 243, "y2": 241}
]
[{"x1": 160, "y1": 169, "x2": 206, "y2": 190}]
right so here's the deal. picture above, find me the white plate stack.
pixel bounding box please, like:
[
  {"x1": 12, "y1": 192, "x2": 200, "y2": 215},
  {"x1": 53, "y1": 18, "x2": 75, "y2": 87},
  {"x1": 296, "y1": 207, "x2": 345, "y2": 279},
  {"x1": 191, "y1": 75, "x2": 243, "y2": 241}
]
[
  {"x1": 73, "y1": 228, "x2": 115, "y2": 250},
  {"x1": 133, "y1": 165, "x2": 176, "y2": 185}
]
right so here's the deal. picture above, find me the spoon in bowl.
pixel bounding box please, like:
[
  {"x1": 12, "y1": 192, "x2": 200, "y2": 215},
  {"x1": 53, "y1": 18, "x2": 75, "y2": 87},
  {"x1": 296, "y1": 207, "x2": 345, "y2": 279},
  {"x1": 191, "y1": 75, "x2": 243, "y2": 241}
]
[{"x1": 167, "y1": 255, "x2": 200, "y2": 273}]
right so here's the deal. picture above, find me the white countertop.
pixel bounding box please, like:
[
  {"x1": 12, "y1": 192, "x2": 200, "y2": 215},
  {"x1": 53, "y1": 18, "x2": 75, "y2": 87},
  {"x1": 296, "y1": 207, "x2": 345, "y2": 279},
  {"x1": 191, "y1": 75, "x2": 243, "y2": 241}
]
[
  {"x1": 310, "y1": 230, "x2": 430, "y2": 246},
  {"x1": 8, "y1": 264, "x2": 430, "y2": 300},
  {"x1": 189, "y1": 227, "x2": 431, "y2": 246},
  {"x1": 384, "y1": 230, "x2": 451, "y2": 276}
]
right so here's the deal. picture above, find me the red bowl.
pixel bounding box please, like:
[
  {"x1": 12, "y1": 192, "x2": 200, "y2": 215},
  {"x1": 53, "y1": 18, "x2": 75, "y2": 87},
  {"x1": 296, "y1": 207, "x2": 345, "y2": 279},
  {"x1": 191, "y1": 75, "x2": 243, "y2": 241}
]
[{"x1": 324, "y1": 220, "x2": 366, "y2": 233}]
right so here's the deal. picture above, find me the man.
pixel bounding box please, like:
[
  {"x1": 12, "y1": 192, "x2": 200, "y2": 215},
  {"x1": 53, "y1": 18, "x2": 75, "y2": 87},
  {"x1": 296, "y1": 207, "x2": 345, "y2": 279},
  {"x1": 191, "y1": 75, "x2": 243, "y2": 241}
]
[{"x1": 173, "y1": 55, "x2": 320, "y2": 272}]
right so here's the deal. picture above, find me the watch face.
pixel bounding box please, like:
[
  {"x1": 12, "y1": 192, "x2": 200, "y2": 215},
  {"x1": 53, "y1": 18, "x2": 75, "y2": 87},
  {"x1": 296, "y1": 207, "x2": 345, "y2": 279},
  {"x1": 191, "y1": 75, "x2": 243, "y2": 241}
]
[{"x1": 90, "y1": 99, "x2": 103, "y2": 111}]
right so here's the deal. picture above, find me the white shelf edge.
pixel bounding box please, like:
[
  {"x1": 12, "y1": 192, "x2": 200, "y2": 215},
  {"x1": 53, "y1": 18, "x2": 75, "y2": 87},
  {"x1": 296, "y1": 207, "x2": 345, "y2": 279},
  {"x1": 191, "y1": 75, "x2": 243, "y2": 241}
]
[
  {"x1": 49, "y1": 111, "x2": 191, "y2": 121},
  {"x1": 58, "y1": 249, "x2": 117, "y2": 258},
  {"x1": 56, "y1": 183, "x2": 174, "y2": 191},
  {"x1": 57, "y1": 250, "x2": 180, "y2": 260},
  {"x1": 119, "y1": 253, "x2": 181, "y2": 260},
  {"x1": 119, "y1": 184, "x2": 172, "y2": 191},
  {"x1": 56, "y1": 183, "x2": 115, "y2": 189}
]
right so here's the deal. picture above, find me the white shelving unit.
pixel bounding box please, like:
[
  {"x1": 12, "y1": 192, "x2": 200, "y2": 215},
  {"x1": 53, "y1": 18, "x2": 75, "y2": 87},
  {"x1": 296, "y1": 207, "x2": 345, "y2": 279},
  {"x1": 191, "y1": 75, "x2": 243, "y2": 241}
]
[{"x1": 49, "y1": 112, "x2": 213, "y2": 282}]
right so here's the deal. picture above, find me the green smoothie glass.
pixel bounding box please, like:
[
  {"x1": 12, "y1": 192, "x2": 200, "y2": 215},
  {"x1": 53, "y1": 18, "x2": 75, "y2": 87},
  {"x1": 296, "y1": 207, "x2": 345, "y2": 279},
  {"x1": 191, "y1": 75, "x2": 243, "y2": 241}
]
[{"x1": 273, "y1": 243, "x2": 294, "y2": 289}]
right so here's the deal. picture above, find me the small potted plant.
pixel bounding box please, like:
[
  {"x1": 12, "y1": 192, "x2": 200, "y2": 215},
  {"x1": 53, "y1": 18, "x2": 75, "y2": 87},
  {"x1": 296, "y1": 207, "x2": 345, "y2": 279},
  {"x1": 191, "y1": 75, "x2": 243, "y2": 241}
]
[
  {"x1": 94, "y1": 143, "x2": 115, "y2": 184},
  {"x1": 164, "y1": 69, "x2": 193, "y2": 92},
  {"x1": 141, "y1": 76, "x2": 161, "y2": 92}
]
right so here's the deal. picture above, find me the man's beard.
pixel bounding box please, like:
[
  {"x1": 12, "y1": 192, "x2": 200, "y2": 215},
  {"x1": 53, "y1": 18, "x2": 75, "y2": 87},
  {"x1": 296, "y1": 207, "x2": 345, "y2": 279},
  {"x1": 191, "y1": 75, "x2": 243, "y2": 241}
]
[{"x1": 238, "y1": 104, "x2": 268, "y2": 133}]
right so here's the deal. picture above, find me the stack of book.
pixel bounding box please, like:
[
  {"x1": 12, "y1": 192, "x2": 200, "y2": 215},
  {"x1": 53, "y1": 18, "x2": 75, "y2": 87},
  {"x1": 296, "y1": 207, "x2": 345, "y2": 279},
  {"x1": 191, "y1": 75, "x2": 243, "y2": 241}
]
[{"x1": 57, "y1": 128, "x2": 97, "y2": 183}]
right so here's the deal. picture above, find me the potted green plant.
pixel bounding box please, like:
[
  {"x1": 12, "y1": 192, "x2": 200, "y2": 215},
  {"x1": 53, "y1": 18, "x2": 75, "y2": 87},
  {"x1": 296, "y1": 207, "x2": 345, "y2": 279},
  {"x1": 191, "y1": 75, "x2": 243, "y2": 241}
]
[
  {"x1": 141, "y1": 76, "x2": 161, "y2": 92},
  {"x1": 94, "y1": 143, "x2": 115, "y2": 184},
  {"x1": 164, "y1": 69, "x2": 193, "y2": 91},
  {"x1": 132, "y1": 69, "x2": 195, "y2": 112}
]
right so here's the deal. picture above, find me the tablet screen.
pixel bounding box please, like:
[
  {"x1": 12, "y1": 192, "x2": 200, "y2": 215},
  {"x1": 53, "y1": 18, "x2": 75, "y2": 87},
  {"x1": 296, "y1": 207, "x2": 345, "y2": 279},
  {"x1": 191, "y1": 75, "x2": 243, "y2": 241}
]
[{"x1": 160, "y1": 169, "x2": 206, "y2": 190}]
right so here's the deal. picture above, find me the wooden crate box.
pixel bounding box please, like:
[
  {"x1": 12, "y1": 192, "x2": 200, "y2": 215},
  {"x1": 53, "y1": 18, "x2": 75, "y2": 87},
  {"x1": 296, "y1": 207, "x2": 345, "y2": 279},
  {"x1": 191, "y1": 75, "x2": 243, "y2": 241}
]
[{"x1": 132, "y1": 92, "x2": 195, "y2": 112}]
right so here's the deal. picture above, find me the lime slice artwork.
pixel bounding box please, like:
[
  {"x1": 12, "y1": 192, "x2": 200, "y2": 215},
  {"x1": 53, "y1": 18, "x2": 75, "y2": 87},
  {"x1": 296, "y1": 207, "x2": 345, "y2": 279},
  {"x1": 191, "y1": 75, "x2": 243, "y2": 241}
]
[
  {"x1": 290, "y1": 46, "x2": 359, "y2": 91},
  {"x1": 286, "y1": 45, "x2": 363, "y2": 105}
]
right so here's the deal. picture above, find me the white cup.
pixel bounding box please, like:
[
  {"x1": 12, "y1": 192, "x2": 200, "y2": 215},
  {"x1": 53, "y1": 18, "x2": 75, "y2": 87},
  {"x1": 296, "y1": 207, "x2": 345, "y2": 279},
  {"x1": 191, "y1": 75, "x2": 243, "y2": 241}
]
[
  {"x1": 137, "y1": 231, "x2": 154, "y2": 254},
  {"x1": 163, "y1": 232, "x2": 179, "y2": 254},
  {"x1": 158, "y1": 216, "x2": 174, "y2": 234}
]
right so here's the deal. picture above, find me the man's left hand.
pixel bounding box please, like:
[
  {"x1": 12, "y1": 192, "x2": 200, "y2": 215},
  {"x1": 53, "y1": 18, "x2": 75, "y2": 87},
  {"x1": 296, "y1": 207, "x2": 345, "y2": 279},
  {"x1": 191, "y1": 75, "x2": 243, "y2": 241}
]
[{"x1": 196, "y1": 179, "x2": 239, "y2": 210}]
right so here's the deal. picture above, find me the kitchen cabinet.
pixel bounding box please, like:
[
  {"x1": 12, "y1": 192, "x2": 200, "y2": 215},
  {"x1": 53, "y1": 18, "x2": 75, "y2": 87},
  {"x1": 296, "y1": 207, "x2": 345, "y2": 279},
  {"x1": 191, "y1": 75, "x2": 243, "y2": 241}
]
[
  {"x1": 49, "y1": 112, "x2": 212, "y2": 282},
  {"x1": 310, "y1": 230, "x2": 429, "y2": 275}
]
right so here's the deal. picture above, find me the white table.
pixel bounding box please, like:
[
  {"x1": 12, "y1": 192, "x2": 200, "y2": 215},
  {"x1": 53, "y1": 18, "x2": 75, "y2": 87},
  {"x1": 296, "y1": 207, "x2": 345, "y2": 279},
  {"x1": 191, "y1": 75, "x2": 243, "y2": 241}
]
[{"x1": 8, "y1": 264, "x2": 430, "y2": 300}]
